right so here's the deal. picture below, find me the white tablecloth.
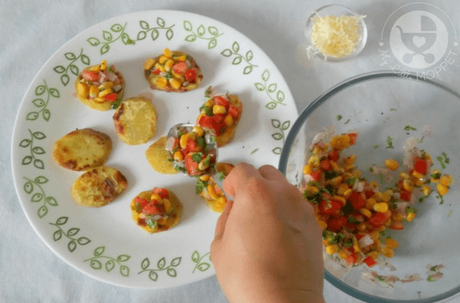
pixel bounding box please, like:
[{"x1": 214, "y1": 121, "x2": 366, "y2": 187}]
[{"x1": 2, "y1": 0, "x2": 459, "y2": 302}]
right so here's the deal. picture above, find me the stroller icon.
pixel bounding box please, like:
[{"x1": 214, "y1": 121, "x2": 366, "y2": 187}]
[{"x1": 396, "y1": 15, "x2": 437, "y2": 64}]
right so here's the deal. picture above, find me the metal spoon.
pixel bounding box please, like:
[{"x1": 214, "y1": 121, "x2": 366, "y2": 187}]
[{"x1": 165, "y1": 123, "x2": 218, "y2": 177}]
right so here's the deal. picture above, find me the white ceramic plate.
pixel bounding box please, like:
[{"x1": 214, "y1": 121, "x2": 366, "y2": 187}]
[{"x1": 11, "y1": 10, "x2": 298, "y2": 289}]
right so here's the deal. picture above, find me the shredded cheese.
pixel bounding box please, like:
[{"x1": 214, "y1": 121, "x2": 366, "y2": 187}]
[{"x1": 310, "y1": 14, "x2": 362, "y2": 59}]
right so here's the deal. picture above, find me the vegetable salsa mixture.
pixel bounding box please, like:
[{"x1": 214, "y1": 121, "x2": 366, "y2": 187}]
[{"x1": 301, "y1": 132, "x2": 453, "y2": 267}]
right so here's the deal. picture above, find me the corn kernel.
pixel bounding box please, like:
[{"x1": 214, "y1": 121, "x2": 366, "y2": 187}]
[
  {"x1": 353, "y1": 169, "x2": 361, "y2": 178},
  {"x1": 344, "y1": 164, "x2": 354, "y2": 172},
  {"x1": 385, "y1": 159, "x2": 399, "y2": 171},
  {"x1": 343, "y1": 189, "x2": 352, "y2": 199},
  {"x1": 144, "y1": 58, "x2": 155, "y2": 70},
  {"x1": 192, "y1": 126, "x2": 204, "y2": 137},
  {"x1": 175, "y1": 55, "x2": 187, "y2": 61},
  {"x1": 207, "y1": 184, "x2": 218, "y2": 200},
  {"x1": 156, "y1": 76, "x2": 168, "y2": 88},
  {"x1": 339, "y1": 250, "x2": 348, "y2": 260},
  {"x1": 100, "y1": 60, "x2": 107, "y2": 71},
  {"x1": 370, "y1": 231, "x2": 380, "y2": 242},
  {"x1": 323, "y1": 239, "x2": 329, "y2": 246},
  {"x1": 367, "y1": 251, "x2": 380, "y2": 260},
  {"x1": 77, "y1": 82, "x2": 89, "y2": 97},
  {"x1": 330, "y1": 176, "x2": 343, "y2": 187},
  {"x1": 385, "y1": 238, "x2": 399, "y2": 249},
  {"x1": 406, "y1": 212, "x2": 416, "y2": 222},
  {"x1": 412, "y1": 171, "x2": 424, "y2": 179},
  {"x1": 169, "y1": 78, "x2": 181, "y2": 89},
  {"x1": 309, "y1": 186, "x2": 319, "y2": 194},
  {"x1": 422, "y1": 185, "x2": 431, "y2": 196},
  {"x1": 89, "y1": 85, "x2": 100, "y2": 98},
  {"x1": 173, "y1": 151, "x2": 183, "y2": 162},
  {"x1": 98, "y1": 88, "x2": 113, "y2": 97},
  {"x1": 100, "y1": 81, "x2": 113, "y2": 90},
  {"x1": 312, "y1": 147, "x2": 322, "y2": 155},
  {"x1": 441, "y1": 175, "x2": 453, "y2": 187},
  {"x1": 150, "y1": 193, "x2": 162, "y2": 202},
  {"x1": 179, "y1": 134, "x2": 189, "y2": 149},
  {"x1": 436, "y1": 183, "x2": 449, "y2": 196},
  {"x1": 330, "y1": 134, "x2": 351, "y2": 150},
  {"x1": 413, "y1": 176, "x2": 425, "y2": 187},
  {"x1": 89, "y1": 65, "x2": 100, "y2": 73},
  {"x1": 399, "y1": 172, "x2": 410, "y2": 179},
  {"x1": 374, "y1": 202, "x2": 389, "y2": 213},
  {"x1": 381, "y1": 248, "x2": 394, "y2": 258},
  {"x1": 353, "y1": 237, "x2": 360, "y2": 252},
  {"x1": 198, "y1": 158, "x2": 210, "y2": 171},
  {"x1": 368, "y1": 181, "x2": 379, "y2": 189},
  {"x1": 157, "y1": 217, "x2": 168, "y2": 225},
  {"x1": 391, "y1": 213, "x2": 405, "y2": 221},
  {"x1": 165, "y1": 59, "x2": 175, "y2": 71},
  {"x1": 318, "y1": 220, "x2": 327, "y2": 230},
  {"x1": 359, "y1": 208, "x2": 372, "y2": 218},
  {"x1": 403, "y1": 179, "x2": 415, "y2": 192},
  {"x1": 163, "y1": 47, "x2": 172, "y2": 58},
  {"x1": 431, "y1": 169, "x2": 441, "y2": 183},
  {"x1": 93, "y1": 97, "x2": 106, "y2": 103},
  {"x1": 382, "y1": 190, "x2": 393, "y2": 202},
  {"x1": 199, "y1": 175, "x2": 210, "y2": 182},
  {"x1": 358, "y1": 223, "x2": 367, "y2": 231},
  {"x1": 303, "y1": 164, "x2": 312, "y2": 175},
  {"x1": 366, "y1": 198, "x2": 377, "y2": 210},
  {"x1": 333, "y1": 196, "x2": 346, "y2": 206},
  {"x1": 308, "y1": 155, "x2": 320, "y2": 167},
  {"x1": 213, "y1": 105, "x2": 227, "y2": 115},
  {"x1": 344, "y1": 155, "x2": 356, "y2": 165},
  {"x1": 155, "y1": 63, "x2": 166, "y2": 72},
  {"x1": 337, "y1": 184, "x2": 349, "y2": 196},
  {"x1": 325, "y1": 244, "x2": 339, "y2": 255},
  {"x1": 163, "y1": 199, "x2": 172, "y2": 213},
  {"x1": 384, "y1": 218, "x2": 392, "y2": 227}
]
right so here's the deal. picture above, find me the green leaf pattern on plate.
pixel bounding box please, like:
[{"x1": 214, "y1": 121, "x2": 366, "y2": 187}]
[
  {"x1": 254, "y1": 69, "x2": 287, "y2": 109},
  {"x1": 183, "y1": 20, "x2": 224, "y2": 49},
  {"x1": 271, "y1": 119, "x2": 291, "y2": 155},
  {"x1": 53, "y1": 49, "x2": 90, "y2": 86},
  {"x1": 84, "y1": 246, "x2": 130, "y2": 276},
  {"x1": 137, "y1": 18, "x2": 175, "y2": 41},
  {"x1": 22, "y1": 176, "x2": 57, "y2": 218},
  {"x1": 19, "y1": 129, "x2": 46, "y2": 169},
  {"x1": 191, "y1": 250, "x2": 212, "y2": 273},
  {"x1": 138, "y1": 256, "x2": 182, "y2": 281},
  {"x1": 17, "y1": 16, "x2": 294, "y2": 285},
  {"x1": 26, "y1": 80, "x2": 59, "y2": 121},
  {"x1": 221, "y1": 41, "x2": 257, "y2": 74},
  {"x1": 87, "y1": 23, "x2": 135, "y2": 55},
  {"x1": 49, "y1": 217, "x2": 91, "y2": 252}
]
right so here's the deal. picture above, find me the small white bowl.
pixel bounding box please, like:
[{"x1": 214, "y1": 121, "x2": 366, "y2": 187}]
[{"x1": 305, "y1": 4, "x2": 367, "y2": 62}]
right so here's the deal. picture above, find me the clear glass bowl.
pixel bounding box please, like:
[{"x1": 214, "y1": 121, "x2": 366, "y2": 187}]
[
  {"x1": 305, "y1": 4, "x2": 367, "y2": 62},
  {"x1": 279, "y1": 71, "x2": 460, "y2": 302}
]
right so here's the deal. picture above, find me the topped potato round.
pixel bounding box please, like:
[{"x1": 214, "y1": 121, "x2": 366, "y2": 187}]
[
  {"x1": 144, "y1": 48, "x2": 203, "y2": 92},
  {"x1": 75, "y1": 60, "x2": 124, "y2": 111}
]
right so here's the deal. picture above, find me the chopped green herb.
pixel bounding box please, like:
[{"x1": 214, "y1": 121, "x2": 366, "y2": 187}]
[
  {"x1": 108, "y1": 66, "x2": 114, "y2": 73},
  {"x1": 203, "y1": 155, "x2": 211, "y2": 166},
  {"x1": 347, "y1": 216, "x2": 360, "y2": 224},
  {"x1": 200, "y1": 105, "x2": 213, "y2": 116},
  {"x1": 307, "y1": 192, "x2": 322, "y2": 204},
  {"x1": 196, "y1": 179, "x2": 207, "y2": 194},
  {"x1": 431, "y1": 172, "x2": 441, "y2": 180},
  {"x1": 250, "y1": 148, "x2": 258, "y2": 154},
  {"x1": 448, "y1": 210, "x2": 454, "y2": 218},
  {"x1": 442, "y1": 152, "x2": 450, "y2": 164},
  {"x1": 343, "y1": 239, "x2": 353, "y2": 247},
  {"x1": 404, "y1": 125, "x2": 417, "y2": 131},
  {"x1": 373, "y1": 144, "x2": 379, "y2": 149},
  {"x1": 167, "y1": 158, "x2": 174, "y2": 162},
  {"x1": 196, "y1": 137, "x2": 205, "y2": 147},
  {"x1": 325, "y1": 170, "x2": 337, "y2": 180},
  {"x1": 386, "y1": 136, "x2": 394, "y2": 149},
  {"x1": 135, "y1": 202, "x2": 142, "y2": 213},
  {"x1": 436, "y1": 156, "x2": 446, "y2": 169},
  {"x1": 406, "y1": 206, "x2": 417, "y2": 214},
  {"x1": 177, "y1": 130, "x2": 184, "y2": 138},
  {"x1": 345, "y1": 177, "x2": 357, "y2": 185},
  {"x1": 147, "y1": 219, "x2": 158, "y2": 231},
  {"x1": 218, "y1": 171, "x2": 226, "y2": 181},
  {"x1": 174, "y1": 164, "x2": 186, "y2": 172},
  {"x1": 337, "y1": 115, "x2": 343, "y2": 121},
  {"x1": 165, "y1": 71, "x2": 172, "y2": 79},
  {"x1": 390, "y1": 108, "x2": 397, "y2": 111},
  {"x1": 204, "y1": 86, "x2": 213, "y2": 98},
  {"x1": 437, "y1": 195, "x2": 445, "y2": 205},
  {"x1": 391, "y1": 203, "x2": 397, "y2": 210},
  {"x1": 111, "y1": 98, "x2": 122, "y2": 109},
  {"x1": 192, "y1": 153, "x2": 203, "y2": 163}
]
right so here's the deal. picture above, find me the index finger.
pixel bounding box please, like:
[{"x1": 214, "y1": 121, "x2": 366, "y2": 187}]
[{"x1": 222, "y1": 163, "x2": 261, "y2": 197}]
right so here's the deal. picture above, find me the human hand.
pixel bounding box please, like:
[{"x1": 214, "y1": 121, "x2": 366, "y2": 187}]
[{"x1": 211, "y1": 163, "x2": 325, "y2": 303}]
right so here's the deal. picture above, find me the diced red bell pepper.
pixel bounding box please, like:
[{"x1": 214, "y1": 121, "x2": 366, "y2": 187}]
[
  {"x1": 363, "y1": 256, "x2": 377, "y2": 267},
  {"x1": 318, "y1": 200, "x2": 342, "y2": 216},
  {"x1": 310, "y1": 170, "x2": 321, "y2": 182},
  {"x1": 184, "y1": 138, "x2": 198, "y2": 155},
  {"x1": 328, "y1": 149, "x2": 339, "y2": 162},
  {"x1": 320, "y1": 159, "x2": 332, "y2": 171},
  {"x1": 198, "y1": 115, "x2": 222, "y2": 136},
  {"x1": 82, "y1": 70, "x2": 99, "y2": 81},
  {"x1": 349, "y1": 133, "x2": 358, "y2": 145},
  {"x1": 184, "y1": 68, "x2": 197, "y2": 82},
  {"x1": 389, "y1": 221, "x2": 404, "y2": 230},
  {"x1": 414, "y1": 158, "x2": 428, "y2": 175},
  {"x1": 134, "y1": 197, "x2": 149, "y2": 209},
  {"x1": 151, "y1": 69, "x2": 161, "y2": 75},
  {"x1": 400, "y1": 190, "x2": 412, "y2": 201},
  {"x1": 104, "y1": 93, "x2": 118, "y2": 102},
  {"x1": 368, "y1": 212, "x2": 387, "y2": 228},
  {"x1": 152, "y1": 187, "x2": 169, "y2": 199},
  {"x1": 143, "y1": 202, "x2": 162, "y2": 215},
  {"x1": 364, "y1": 190, "x2": 375, "y2": 199},
  {"x1": 214, "y1": 96, "x2": 229, "y2": 108},
  {"x1": 184, "y1": 154, "x2": 200, "y2": 176},
  {"x1": 228, "y1": 104, "x2": 240, "y2": 119},
  {"x1": 346, "y1": 253, "x2": 357, "y2": 265},
  {"x1": 172, "y1": 62, "x2": 187, "y2": 74},
  {"x1": 327, "y1": 216, "x2": 347, "y2": 232},
  {"x1": 348, "y1": 191, "x2": 366, "y2": 211}
]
